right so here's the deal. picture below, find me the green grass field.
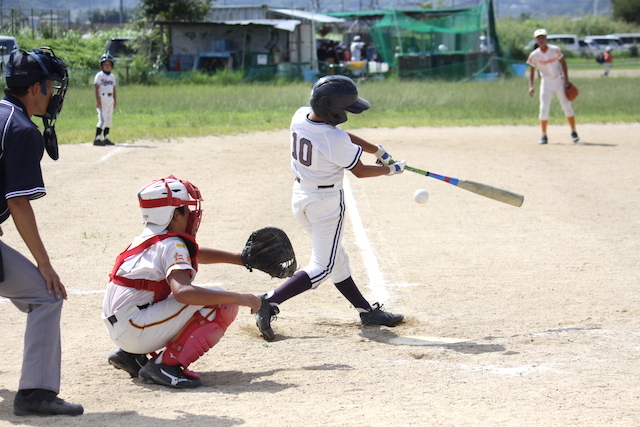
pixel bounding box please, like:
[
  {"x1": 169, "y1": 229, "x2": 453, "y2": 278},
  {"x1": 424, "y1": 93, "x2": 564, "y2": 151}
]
[{"x1": 59, "y1": 74, "x2": 640, "y2": 144}]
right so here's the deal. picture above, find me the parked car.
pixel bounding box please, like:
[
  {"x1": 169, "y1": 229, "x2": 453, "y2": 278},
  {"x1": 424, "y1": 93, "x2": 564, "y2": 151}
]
[
  {"x1": 0, "y1": 35, "x2": 18, "y2": 69},
  {"x1": 610, "y1": 33, "x2": 640, "y2": 49},
  {"x1": 584, "y1": 35, "x2": 626, "y2": 53},
  {"x1": 525, "y1": 34, "x2": 591, "y2": 57},
  {"x1": 105, "y1": 37, "x2": 134, "y2": 61}
]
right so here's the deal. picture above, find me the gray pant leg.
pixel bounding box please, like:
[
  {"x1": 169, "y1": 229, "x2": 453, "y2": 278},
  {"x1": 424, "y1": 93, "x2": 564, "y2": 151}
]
[{"x1": 0, "y1": 241, "x2": 62, "y2": 393}]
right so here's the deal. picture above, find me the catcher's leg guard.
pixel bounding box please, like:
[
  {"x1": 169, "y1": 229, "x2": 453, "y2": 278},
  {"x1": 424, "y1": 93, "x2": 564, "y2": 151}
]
[{"x1": 162, "y1": 304, "x2": 239, "y2": 369}]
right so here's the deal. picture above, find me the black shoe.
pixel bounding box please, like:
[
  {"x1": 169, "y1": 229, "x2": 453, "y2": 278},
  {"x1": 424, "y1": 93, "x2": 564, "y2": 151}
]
[
  {"x1": 108, "y1": 348, "x2": 148, "y2": 377},
  {"x1": 538, "y1": 134, "x2": 548, "y2": 145},
  {"x1": 138, "y1": 359, "x2": 203, "y2": 388},
  {"x1": 103, "y1": 138, "x2": 114, "y2": 145},
  {"x1": 360, "y1": 303, "x2": 404, "y2": 327},
  {"x1": 93, "y1": 138, "x2": 106, "y2": 146},
  {"x1": 14, "y1": 389, "x2": 83, "y2": 416},
  {"x1": 255, "y1": 294, "x2": 279, "y2": 341},
  {"x1": 571, "y1": 131, "x2": 580, "y2": 143}
]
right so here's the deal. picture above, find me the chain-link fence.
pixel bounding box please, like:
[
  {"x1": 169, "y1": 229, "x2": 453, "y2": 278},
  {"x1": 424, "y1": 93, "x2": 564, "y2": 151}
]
[{"x1": 0, "y1": 8, "x2": 71, "y2": 38}]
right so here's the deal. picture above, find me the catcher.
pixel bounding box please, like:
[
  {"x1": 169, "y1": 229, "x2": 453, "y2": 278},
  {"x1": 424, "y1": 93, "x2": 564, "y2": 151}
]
[
  {"x1": 102, "y1": 175, "x2": 296, "y2": 388},
  {"x1": 527, "y1": 28, "x2": 579, "y2": 145}
]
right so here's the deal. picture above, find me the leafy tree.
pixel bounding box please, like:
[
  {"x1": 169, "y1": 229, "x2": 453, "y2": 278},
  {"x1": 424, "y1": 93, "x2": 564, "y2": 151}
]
[
  {"x1": 612, "y1": 0, "x2": 640, "y2": 25},
  {"x1": 140, "y1": 0, "x2": 213, "y2": 22}
]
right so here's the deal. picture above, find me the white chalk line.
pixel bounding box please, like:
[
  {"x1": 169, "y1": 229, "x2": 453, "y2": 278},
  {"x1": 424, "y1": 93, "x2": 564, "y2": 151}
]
[
  {"x1": 343, "y1": 176, "x2": 389, "y2": 303},
  {"x1": 42, "y1": 144, "x2": 128, "y2": 165}
]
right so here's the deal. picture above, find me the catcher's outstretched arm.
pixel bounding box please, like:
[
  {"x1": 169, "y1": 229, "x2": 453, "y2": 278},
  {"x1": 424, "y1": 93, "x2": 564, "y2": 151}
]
[{"x1": 198, "y1": 248, "x2": 244, "y2": 265}]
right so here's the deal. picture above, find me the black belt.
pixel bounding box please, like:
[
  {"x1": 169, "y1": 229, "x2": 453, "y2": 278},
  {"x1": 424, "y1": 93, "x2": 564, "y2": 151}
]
[
  {"x1": 107, "y1": 303, "x2": 150, "y2": 325},
  {"x1": 295, "y1": 177, "x2": 334, "y2": 188}
]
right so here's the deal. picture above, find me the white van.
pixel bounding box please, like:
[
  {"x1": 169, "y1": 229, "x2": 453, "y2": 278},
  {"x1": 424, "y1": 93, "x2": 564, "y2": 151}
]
[
  {"x1": 0, "y1": 35, "x2": 18, "y2": 69},
  {"x1": 525, "y1": 34, "x2": 590, "y2": 57},
  {"x1": 584, "y1": 35, "x2": 626, "y2": 53},
  {"x1": 610, "y1": 33, "x2": 640, "y2": 49}
]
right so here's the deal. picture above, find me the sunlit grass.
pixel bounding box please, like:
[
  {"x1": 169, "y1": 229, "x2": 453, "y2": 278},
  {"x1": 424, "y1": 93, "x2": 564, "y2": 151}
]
[{"x1": 57, "y1": 75, "x2": 639, "y2": 144}]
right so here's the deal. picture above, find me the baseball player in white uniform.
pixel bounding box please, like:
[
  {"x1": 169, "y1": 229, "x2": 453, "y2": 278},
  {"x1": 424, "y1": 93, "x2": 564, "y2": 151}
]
[
  {"x1": 94, "y1": 53, "x2": 117, "y2": 146},
  {"x1": 102, "y1": 175, "x2": 261, "y2": 388},
  {"x1": 527, "y1": 28, "x2": 579, "y2": 145},
  {"x1": 254, "y1": 75, "x2": 406, "y2": 341}
]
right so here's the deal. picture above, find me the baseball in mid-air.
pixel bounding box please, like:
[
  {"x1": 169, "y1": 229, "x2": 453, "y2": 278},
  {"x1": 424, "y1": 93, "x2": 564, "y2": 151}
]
[{"x1": 414, "y1": 189, "x2": 429, "y2": 204}]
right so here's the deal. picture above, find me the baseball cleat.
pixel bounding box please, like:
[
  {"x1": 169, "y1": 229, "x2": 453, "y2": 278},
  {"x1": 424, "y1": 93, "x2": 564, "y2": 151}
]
[
  {"x1": 538, "y1": 134, "x2": 548, "y2": 145},
  {"x1": 103, "y1": 138, "x2": 114, "y2": 145},
  {"x1": 138, "y1": 359, "x2": 203, "y2": 388},
  {"x1": 255, "y1": 294, "x2": 279, "y2": 341},
  {"x1": 108, "y1": 348, "x2": 148, "y2": 377},
  {"x1": 93, "y1": 138, "x2": 106, "y2": 146},
  {"x1": 360, "y1": 302, "x2": 404, "y2": 327},
  {"x1": 571, "y1": 131, "x2": 579, "y2": 143}
]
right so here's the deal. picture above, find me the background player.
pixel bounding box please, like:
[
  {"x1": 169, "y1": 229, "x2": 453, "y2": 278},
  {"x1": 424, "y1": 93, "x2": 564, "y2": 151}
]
[
  {"x1": 0, "y1": 47, "x2": 83, "y2": 416},
  {"x1": 103, "y1": 176, "x2": 261, "y2": 388},
  {"x1": 527, "y1": 28, "x2": 579, "y2": 145},
  {"x1": 93, "y1": 53, "x2": 117, "y2": 146},
  {"x1": 255, "y1": 75, "x2": 405, "y2": 341}
]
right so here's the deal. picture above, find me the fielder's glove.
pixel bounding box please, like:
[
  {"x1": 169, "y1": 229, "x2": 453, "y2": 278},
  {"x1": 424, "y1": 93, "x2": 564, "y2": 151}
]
[
  {"x1": 240, "y1": 227, "x2": 297, "y2": 279},
  {"x1": 564, "y1": 82, "x2": 579, "y2": 101}
]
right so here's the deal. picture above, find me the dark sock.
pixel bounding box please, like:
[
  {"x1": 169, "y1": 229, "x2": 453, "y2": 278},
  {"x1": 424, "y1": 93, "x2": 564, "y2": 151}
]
[
  {"x1": 334, "y1": 277, "x2": 372, "y2": 311},
  {"x1": 268, "y1": 271, "x2": 312, "y2": 305},
  {"x1": 95, "y1": 128, "x2": 102, "y2": 138}
]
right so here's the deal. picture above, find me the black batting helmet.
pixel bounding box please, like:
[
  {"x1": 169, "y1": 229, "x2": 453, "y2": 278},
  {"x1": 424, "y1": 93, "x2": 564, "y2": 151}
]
[
  {"x1": 310, "y1": 75, "x2": 370, "y2": 125},
  {"x1": 100, "y1": 53, "x2": 114, "y2": 66}
]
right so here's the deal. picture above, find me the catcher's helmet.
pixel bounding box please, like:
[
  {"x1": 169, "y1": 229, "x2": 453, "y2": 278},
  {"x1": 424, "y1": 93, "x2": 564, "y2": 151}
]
[
  {"x1": 5, "y1": 47, "x2": 67, "y2": 91},
  {"x1": 310, "y1": 75, "x2": 370, "y2": 125},
  {"x1": 138, "y1": 175, "x2": 203, "y2": 236},
  {"x1": 100, "y1": 53, "x2": 114, "y2": 67}
]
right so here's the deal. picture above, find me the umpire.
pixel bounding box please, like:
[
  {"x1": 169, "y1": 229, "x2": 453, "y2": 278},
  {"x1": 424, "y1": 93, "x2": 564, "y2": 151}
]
[{"x1": 0, "y1": 48, "x2": 83, "y2": 416}]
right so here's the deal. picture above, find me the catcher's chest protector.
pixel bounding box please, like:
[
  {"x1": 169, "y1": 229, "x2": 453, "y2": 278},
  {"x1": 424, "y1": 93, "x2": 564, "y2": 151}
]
[{"x1": 110, "y1": 233, "x2": 199, "y2": 302}]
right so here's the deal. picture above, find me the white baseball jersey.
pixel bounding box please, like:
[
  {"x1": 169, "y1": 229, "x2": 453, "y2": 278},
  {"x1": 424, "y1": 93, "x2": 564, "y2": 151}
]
[
  {"x1": 94, "y1": 70, "x2": 117, "y2": 128},
  {"x1": 527, "y1": 44, "x2": 574, "y2": 120},
  {"x1": 290, "y1": 107, "x2": 362, "y2": 187},
  {"x1": 102, "y1": 232, "x2": 215, "y2": 354},
  {"x1": 289, "y1": 107, "x2": 362, "y2": 287},
  {"x1": 94, "y1": 70, "x2": 117, "y2": 94},
  {"x1": 527, "y1": 44, "x2": 564, "y2": 79},
  {"x1": 102, "y1": 233, "x2": 195, "y2": 316}
]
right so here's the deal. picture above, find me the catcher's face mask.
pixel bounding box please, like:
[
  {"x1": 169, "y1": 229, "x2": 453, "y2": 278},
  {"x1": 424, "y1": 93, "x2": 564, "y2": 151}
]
[{"x1": 138, "y1": 175, "x2": 203, "y2": 237}]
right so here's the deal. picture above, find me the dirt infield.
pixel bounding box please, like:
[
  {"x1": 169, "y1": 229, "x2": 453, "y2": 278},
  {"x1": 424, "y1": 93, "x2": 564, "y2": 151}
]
[{"x1": 1, "y1": 123, "x2": 639, "y2": 426}]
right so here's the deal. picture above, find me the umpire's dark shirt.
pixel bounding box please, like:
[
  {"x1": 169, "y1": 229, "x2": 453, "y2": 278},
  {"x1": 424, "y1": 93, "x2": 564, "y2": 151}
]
[{"x1": 0, "y1": 95, "x2": 46, "y2": 224}]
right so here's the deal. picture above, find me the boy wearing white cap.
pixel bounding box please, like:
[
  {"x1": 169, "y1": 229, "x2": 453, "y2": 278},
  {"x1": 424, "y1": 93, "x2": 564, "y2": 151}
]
[{"x1": 527, "y1": 28, "x2": 579, "y2": 144}]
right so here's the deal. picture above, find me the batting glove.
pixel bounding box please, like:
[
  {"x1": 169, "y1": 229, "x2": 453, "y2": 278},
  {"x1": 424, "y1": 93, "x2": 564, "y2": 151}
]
[
  {"x1": 375, "y1": 144, "x2": 393, "y2": 165},
  {"x1": 387, "y1": 160, "x2": 406, "y2": 176}
]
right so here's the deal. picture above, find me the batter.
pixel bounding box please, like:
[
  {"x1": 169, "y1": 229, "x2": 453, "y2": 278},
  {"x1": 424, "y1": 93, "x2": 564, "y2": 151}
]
[
  {"x1": 527, "y1": 28, "x2": 579, "y2": 145},
  {"x1": 255, "y1": 75, "x2": 406, "y2": 341}
]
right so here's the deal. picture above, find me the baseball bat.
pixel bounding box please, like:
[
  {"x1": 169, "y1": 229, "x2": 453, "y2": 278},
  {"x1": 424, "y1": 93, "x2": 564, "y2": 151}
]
[{"x1": 404, "y1": 165, "x2": 524, "y2": 207}]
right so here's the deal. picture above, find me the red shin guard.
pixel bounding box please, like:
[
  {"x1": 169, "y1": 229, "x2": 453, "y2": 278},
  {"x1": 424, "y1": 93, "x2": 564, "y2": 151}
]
[{"x1": 162, "y1": 304, "x2": 239, "y2": 371}]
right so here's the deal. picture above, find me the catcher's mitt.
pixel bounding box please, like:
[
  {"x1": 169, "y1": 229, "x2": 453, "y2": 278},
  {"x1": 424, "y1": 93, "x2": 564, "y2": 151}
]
[
  {"x1": 240, "y1": 227, "x2": 297, "y2": 279},
  {"x1": 564, "y1": 82, "x2": 579, "y2": 101}
]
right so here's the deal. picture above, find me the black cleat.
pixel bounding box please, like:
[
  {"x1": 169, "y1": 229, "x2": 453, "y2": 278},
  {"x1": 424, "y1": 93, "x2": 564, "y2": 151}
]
[
  {"x1": 14, "y1": 389, "x2": 83, "y2": 416},
  {"x1": 538, "y1": 134, "x2": 548, "y2": 145},
  {"x1": 103, "y1": 138, "x2": 114, "y2": 145},
  {"x1": 360, "y1": 303, "x2": 404, "y2": 327},
  {"x1": 108, "y1": 348, "x2": 148, "y2": 377},
  {"x1": 255, "y1": 294, "x2": 279, "y2": 341},
  {"x1": 571, "y1": 131, "x2": 579, "y2": 143},
  {"x1": 139, "y1": 359, "x2": 203, "y2": 388},
  {"x1": 93, "y1": 138, "x2": 106, "y2": 146}
]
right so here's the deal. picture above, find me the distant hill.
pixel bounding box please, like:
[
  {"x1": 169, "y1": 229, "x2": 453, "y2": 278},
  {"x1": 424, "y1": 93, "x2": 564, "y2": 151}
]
[{"x1": 1, "y1": 0, "x2": 613, "y2": 19}]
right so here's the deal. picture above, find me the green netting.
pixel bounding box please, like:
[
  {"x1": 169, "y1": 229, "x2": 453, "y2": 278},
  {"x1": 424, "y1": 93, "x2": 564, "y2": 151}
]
[{"x1": 371, "y1": 3, "x2": 487, "y2": 68}]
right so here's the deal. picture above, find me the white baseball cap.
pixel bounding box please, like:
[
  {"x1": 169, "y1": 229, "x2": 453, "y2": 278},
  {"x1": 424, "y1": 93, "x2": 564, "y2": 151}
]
[{"x1": 534, "y1": 29, "x2": 548, "y2": 38}]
